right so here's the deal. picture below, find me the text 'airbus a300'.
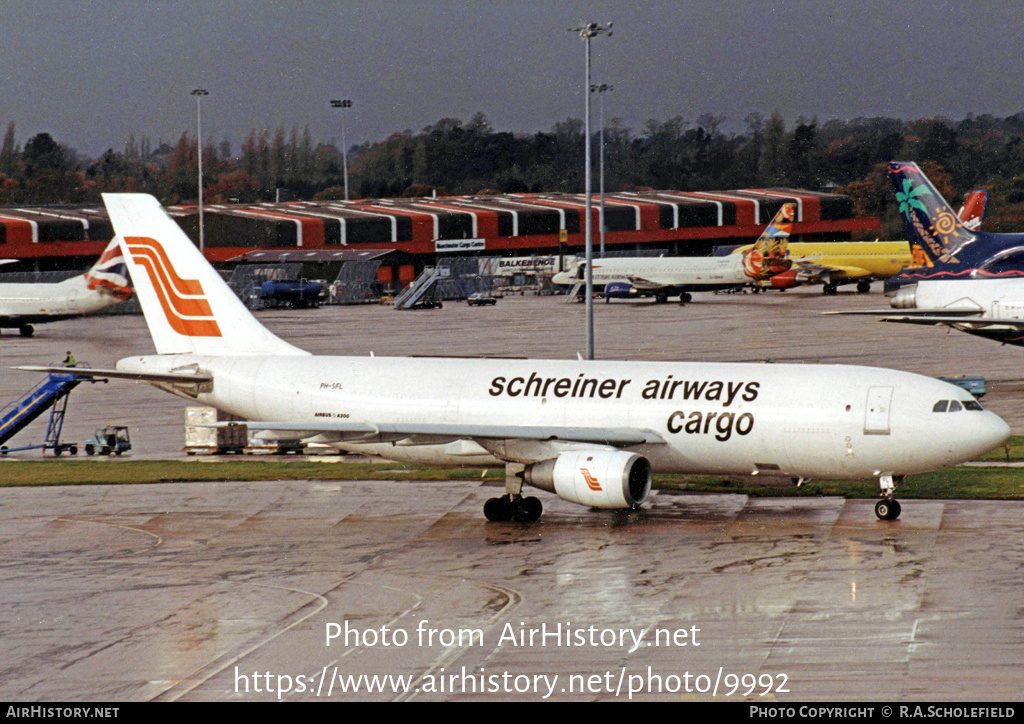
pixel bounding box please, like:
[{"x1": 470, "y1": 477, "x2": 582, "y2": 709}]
[
  {"x1": 0, "y1": 238, "x2": 132, "y2": 337},
  {"x1": 20, "y1": 194, "x2": 1010, "y2": 522},
  {"x1": 550, "y1": 203, "x2": 795, "y2": 303},
  {"x1": 831, "y1": 163, "x2": 1024, "y2": 346}
]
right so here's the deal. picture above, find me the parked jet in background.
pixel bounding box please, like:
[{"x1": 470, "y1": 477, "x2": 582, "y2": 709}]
[
  {"x1": 827, "y1": 167, "x2": 1024, "y2": 344},
  {"x1": 736, "y1": 190, "x2": 989, "y2": 295},
  {"x1": 551, "y1": 203, "x2": 796, "y2": 303},
  {"x1": 828, "y1": 277, "x2": 1024, "y2": 346},
  {"x1": 885, "y1": 162, "x2": 1023, "y2": 292},
  {"x1": 20, "y1": 193, "x2": 1010, "y2": 523},
  {"x1": 0, "y1": 238, "x2": 132, "y2": 337}
]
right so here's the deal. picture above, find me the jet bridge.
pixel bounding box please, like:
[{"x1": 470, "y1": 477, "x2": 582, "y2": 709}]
[{"x1": 0, "y1": 371, "x2": 85, "y2": 455}]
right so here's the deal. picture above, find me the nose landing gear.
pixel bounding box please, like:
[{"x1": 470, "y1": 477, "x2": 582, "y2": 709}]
[{"x1": 875, "y1": 474, "x2": 905, "y2": 520}]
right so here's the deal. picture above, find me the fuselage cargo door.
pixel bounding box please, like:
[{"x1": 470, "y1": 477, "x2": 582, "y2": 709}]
[{"x1": 864, "y1": 386, "x2": 893, "y2": 435}]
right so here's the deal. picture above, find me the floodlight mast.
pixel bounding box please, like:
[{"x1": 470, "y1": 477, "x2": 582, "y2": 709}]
[
  {"x1": 571, "y1": 22, "x2": 611, "y2": 361},
  {"x1": 590, "y1": 83, "x2": 613, "y2": 258},
  {"x1": 330, "y1": 99, "x2": 353, "y2": 201},
  {"x1": 190, "y1": 89, "x2": 209, "y2": 253}
]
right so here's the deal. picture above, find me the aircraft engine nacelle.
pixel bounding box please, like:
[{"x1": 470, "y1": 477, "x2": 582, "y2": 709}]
[
  {"x1": 889, "y1": 284, "x2": 918, "y2": 309},
  {"x1": 768, "y1": 269, "x2": 800, "y2": 290},
  {"x1": 522, "y1": 450, "x2": 652, "y2": 509},
  {"x1": 604, "y1": 282, "x2": 636, "y2": 299}
]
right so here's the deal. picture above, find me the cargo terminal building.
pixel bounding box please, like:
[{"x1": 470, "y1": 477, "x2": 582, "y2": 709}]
[{"x1": 0, "y1": 187, "x2": 878, "y2": 293}]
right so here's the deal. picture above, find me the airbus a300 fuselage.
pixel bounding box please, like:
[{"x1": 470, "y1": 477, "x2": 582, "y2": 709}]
[{"x1": 118, "y1": 350, "x2": 1008, "y2": 523}]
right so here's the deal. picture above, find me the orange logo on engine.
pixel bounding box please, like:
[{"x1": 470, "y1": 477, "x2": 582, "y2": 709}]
[
  {"x1": 580, "y1": 468, "x2": 602, "y2": 492},
  {"x1": 124, "y1": 236, "x2": 222, "y2": 337}
]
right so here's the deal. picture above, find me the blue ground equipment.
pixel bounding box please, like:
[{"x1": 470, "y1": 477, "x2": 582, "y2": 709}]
[{"x1": 0, "y1": 371, "x2": 84, "y2": 455}]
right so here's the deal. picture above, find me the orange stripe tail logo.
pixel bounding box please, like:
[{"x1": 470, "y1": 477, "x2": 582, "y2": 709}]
[
  {"x1": 124, "y1": 236, "x2": 222, "y2": 337},
  {"x1": 580, "y1": 467, "x2": 602, "y2": 492}
]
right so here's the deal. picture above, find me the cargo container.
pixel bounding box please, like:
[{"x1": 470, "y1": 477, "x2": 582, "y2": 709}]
[{"x1": 184, "y1": 406, "x2": 247, "y2": 454}]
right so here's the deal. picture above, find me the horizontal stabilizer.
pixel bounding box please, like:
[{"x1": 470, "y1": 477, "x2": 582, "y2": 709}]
[{"x1": 14, "y1": 366, "x2": 212, "y2": 384}]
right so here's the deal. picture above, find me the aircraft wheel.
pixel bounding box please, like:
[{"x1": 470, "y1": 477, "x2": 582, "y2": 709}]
[
  {"x1": 484, "y1": 496, "x2": 512, "y2": 522},
  {"x1": 857, "y1": 280, "x2": 871, "y2": 294},
  {"x1": 513, "y1": 496, "x2": 543, "y2": 523},
  {"x1": 19, "y1": 324, "x2": 34, "y2": 337},
  {"x1": 875, "y1": 499, "x2": 901, "y2": 521},
  {"x1": 823, "y1": 284, "x2": 838, "y2": 296}
]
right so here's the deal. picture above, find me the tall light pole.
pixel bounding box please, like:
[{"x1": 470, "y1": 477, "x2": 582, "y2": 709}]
[
  {"x1": 572, "y1": 22, "x2": 611, "y2": 361},
  {"x1": 330, "y1": 99, "x2": 353, "y2": 201},
  {"x1": 590, "y1": 83, "x2": 613, "y2": 258},
  {"x1": 190, "y1": 88, "x2": 209, "y2": 254}
]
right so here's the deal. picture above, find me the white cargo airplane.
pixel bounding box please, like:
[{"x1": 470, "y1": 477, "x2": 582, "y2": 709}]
[
  {"x1": 21, "y1": 194, "x2": 1010, "y2": 522},
  {"x1": 551, "y1": 203, "x2": 796, "y2": 302},
  {"x1": 0, "y1": 238, "x2": 132, "y2": 337}
]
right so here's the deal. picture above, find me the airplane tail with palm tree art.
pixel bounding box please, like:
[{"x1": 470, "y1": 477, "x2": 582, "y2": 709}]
[{"x1": 886, "y1": 162, "x2": 1024, "y2": 292}]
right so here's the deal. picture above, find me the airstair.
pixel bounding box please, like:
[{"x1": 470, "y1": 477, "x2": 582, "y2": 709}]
[
  {"x1": 0, "y1": 371, "x2": 84, "y2": 455},
  {"x1": 394, "y1": 266, "x2": 443, "y2": 309}
]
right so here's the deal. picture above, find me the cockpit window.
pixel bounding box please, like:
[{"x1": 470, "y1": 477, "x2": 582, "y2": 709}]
[{"x1": 934, "y1": 399, "x2": 983, "y2": 412}]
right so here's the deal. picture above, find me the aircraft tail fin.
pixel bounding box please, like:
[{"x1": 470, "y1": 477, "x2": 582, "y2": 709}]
[
  {"x1": 743, "y1": 202, "x2": 795, "y2": 280},
  {"x1": 957, "y1": 189, "x2": 988, "y2": 231},
  {"x1": 83, "y1": 237, "x2": 133, "y2": 301},
  {"x1": 101, "y1": 193, "x2": 308, "y2": 357},
  {"x1": 889, "y1": 161, "x2": 975, "y2": 268}
]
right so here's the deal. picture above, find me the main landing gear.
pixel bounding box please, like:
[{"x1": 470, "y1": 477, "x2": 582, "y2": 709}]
[
  {"x1": 484, "y1": 463, "x2": 544, "y2": 522},
  {"x1": 484, "y1": 494, "x2": 543, "y2": 522},
  {"x1": 875, "y1": 474, "x2": 906, "y2": 520}
]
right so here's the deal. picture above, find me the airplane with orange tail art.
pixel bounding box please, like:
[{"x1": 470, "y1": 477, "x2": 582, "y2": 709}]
[
  {"x1": 18, "y1": 194, "x2": 1011, "y2": 522},
  {"x1": 729, "y1": 190, "x2": 988, "y2": 295},
  {"x1": 0, "y1": 238, "x2": 132, "y2": 337},
  {"x1": 550, "y1": 203, "x2": 795, "y2": 303}
]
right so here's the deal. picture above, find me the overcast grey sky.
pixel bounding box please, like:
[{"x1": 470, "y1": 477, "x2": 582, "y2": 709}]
[{"x1": 2, "y1": 0, "x2": 1023, "y2": 158}]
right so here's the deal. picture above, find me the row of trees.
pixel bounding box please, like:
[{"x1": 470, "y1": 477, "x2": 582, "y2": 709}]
[{"x1": 5, "y1": 112, "x2": 1024, "y2": 238}]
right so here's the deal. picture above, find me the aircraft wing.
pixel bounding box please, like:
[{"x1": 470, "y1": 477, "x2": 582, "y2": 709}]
[
  {"x1": 239, "y1": 419, "x2": 667, "y2": 446},
  {"x1": 822, "y1": 307, "x2": 1024, "y2": 328},
  {"x1": 880, "y1": 315, "x2": 1024, "y2": 328},
  {"x1": 624, "y1": 275, "x2": 669, "y2": 291},
  {"x1": 823, "y1": 308, "x2": 984, "y2": 318},
  {"x1": 791, "y1": 259, "x2": 871, "y2": 281}
]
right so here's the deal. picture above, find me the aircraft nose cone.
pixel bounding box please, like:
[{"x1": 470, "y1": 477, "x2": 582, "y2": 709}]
[
  {"x1": 984, "y1": 413, "x2": 1012, "y2": 449},
  {"x1": 967, "y1": 412, "x2": 1012, "y2": 460}
]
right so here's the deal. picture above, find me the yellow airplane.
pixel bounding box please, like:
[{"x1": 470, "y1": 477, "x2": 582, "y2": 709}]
[
  {"x1": 753, "y1": 240, "x2": 912, "y2": 294},
  {"x1": 730, "y1": 190, "x2": 987, "y2": 295}
]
